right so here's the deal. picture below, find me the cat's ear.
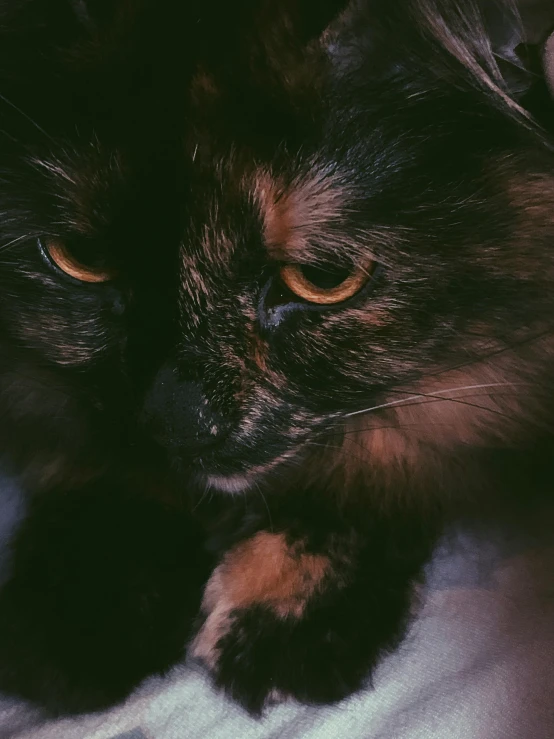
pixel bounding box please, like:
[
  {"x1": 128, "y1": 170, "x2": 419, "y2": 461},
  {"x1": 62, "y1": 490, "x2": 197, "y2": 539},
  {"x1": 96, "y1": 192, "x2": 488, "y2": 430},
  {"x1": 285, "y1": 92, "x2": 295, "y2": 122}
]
[
  {"x1": 483, "y1": 0, "x2": 554, "y2": 98},
  {"x1": 192, "y1": 0, "x2": 352, "y2": 87}
]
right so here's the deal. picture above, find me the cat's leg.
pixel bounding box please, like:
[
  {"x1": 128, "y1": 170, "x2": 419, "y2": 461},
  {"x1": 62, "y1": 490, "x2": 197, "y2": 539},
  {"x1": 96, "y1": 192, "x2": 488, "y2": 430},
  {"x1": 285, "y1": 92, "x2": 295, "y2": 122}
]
[
  {"x1": 191, "y1": 501, "x2": 439, "y2": 714},
  {"x1": 0, "y1": 479, "x2": 212, "y2": 716}
]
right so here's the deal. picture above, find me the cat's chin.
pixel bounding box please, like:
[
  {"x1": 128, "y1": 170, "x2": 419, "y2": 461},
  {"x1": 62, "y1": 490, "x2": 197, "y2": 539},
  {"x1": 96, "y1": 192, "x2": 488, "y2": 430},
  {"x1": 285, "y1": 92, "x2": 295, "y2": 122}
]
[
  {"x1": 187, "y1": 438, "x2": 307, "y2": 494},
  {"x1": 203, "y1": 472, "x2": 253, "y2": 494},
  {"x1": 198, "y1": 448, "x2": 299, "y2": 494}
]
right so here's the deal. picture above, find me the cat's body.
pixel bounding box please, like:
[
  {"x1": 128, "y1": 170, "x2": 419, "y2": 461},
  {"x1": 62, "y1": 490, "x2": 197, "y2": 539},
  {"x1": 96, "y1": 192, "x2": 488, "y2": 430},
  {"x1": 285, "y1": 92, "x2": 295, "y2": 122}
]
[{"x1": 0, "y1": 0, "x2": 552, "y2": 719}]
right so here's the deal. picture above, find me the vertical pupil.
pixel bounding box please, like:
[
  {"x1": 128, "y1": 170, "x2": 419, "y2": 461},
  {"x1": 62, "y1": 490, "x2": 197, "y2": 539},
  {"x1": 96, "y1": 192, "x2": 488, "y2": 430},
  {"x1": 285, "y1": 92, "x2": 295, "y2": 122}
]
[{"x1": 301, "y1": 265, "x2": 351, "y2": 289}]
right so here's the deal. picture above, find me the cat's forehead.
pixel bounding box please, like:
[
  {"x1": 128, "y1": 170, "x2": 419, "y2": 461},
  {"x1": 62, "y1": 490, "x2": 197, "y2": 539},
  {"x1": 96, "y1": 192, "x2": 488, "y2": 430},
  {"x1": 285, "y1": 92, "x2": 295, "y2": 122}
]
[
  {"x1": 252, "y1": 166, "x2": 351, "y2": 261},
  {"x1": 181, "y1": 150, "x2": 400, "y2": 279},
  {"x1": 183, "y1": 167, "x2": 340, "y2": 267}
]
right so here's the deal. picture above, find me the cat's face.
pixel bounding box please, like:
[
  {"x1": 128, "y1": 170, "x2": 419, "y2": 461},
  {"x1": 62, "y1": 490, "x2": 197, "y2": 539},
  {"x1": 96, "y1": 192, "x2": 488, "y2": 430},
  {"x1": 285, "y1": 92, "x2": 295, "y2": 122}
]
[{"x1": 2, "y1": 0, "x2": 554, "y2": 497}]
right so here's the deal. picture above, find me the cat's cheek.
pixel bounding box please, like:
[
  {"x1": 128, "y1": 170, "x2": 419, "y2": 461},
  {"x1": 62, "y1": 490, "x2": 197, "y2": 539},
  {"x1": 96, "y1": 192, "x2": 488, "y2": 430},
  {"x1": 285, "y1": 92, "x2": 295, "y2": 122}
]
[{"x1": 9, "y1": 306, "x2": 121, "y2": 368}]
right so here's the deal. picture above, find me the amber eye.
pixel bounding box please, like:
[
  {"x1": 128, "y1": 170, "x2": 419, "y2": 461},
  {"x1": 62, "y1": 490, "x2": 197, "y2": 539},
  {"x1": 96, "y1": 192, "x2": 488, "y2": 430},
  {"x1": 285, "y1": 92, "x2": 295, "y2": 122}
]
[
  {"x1": 279, "y1": 262, "x2": 372, "y2": 305},
  {"x1": 43, "y1": 239, "x2": 115, "y2": 283}
]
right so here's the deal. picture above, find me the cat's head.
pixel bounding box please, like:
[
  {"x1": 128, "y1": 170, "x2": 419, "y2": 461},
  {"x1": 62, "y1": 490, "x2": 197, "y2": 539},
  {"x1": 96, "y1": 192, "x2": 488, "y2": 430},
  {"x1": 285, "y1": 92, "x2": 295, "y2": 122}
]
[{"x1": 1, "y1": 0, "x2": 554, "y2": 498}]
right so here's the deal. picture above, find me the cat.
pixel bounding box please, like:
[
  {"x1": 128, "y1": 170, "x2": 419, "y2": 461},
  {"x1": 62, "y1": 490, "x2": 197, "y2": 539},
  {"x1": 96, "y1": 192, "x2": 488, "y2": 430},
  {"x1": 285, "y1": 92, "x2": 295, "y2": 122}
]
[{"x1": 0, "y1": 0, "x2": 553, "y2": 720}]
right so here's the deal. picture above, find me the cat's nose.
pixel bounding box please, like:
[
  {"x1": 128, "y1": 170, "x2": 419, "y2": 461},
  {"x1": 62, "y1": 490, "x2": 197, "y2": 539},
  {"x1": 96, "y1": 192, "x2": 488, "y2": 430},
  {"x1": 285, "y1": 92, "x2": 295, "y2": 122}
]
[{"x1": 141, "y1": 365, "x2": 230, "y2": 454}]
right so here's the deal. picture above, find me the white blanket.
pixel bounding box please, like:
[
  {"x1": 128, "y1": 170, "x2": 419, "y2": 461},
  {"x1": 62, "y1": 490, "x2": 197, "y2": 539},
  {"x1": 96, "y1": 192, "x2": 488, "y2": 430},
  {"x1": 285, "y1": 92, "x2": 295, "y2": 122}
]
[{"x1": 2, "y1": 507, "x2": 554, "y2": 739}]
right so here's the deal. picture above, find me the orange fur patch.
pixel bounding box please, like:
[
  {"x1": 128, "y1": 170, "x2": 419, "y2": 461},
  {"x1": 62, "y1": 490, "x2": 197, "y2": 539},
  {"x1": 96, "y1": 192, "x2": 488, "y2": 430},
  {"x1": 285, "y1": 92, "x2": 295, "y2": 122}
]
[
  {"x1": 484, "y1": 168, "x2": 554, "y2": 279},
  {"x1": 251, "y1": 168, "x2": 401, "y2": 268},
  {"x1": 506, "y1": 173, "x2": 554, "y2": 234},
  {"x1": 319, "y1": 337, "x2": 554, "y2": 499},
  {"x1": 191, "y1": 532, "x2": 332, "y2": 668},
  {"x1": 253, "y1": 169, "x2": 348, "y2": 260},
  {"x1": 206, "y1": 531, "x2": 330, "y2": 616}
]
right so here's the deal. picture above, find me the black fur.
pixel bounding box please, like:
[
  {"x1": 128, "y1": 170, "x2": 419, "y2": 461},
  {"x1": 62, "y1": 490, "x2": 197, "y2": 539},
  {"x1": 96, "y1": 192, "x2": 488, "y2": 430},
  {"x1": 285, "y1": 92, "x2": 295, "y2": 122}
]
[
  {"x1": 0, "y1": 477, "x2": 211, "y2": 715},
  {"x1": 0, "y1": 0, "x2": 552, "y2": 720}
]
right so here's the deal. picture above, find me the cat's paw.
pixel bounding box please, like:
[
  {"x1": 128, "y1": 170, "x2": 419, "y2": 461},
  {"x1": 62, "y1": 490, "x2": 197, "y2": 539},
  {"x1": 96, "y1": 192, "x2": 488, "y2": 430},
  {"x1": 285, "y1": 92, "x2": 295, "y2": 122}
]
[{"x1": 190, "y1": 530, "x2": 407, "y2": 714}]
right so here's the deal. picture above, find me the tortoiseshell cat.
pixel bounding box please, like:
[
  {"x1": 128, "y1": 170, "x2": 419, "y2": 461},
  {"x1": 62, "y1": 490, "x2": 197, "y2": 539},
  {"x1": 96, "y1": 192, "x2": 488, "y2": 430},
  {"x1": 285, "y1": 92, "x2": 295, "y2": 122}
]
[{"x1": 0, "y1": 0, "x2": 553, "y2": 719}]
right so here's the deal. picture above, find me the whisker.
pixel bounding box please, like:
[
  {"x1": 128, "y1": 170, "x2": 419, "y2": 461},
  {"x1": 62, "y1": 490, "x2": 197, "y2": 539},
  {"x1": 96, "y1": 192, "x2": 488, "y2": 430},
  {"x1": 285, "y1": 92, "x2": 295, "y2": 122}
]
[
  {"x1": 319, "y1": 420, "x2": 488, "y2": 440},
  {"x1": 0, "y1": 92, "x2": 55, "y2": 143},
  {"x1": 0, "y1": 233, "x2": 40, "y2": 254},
  {"x1": 426, "y1": 327, "x2": 554, "y2": 380},
  {"x1": 301, "y1": 394, "x2": 552, "y2": 468},
  {"x1": 343, "y1": 382, "x2": 525, "y2": 418},
  {"x1": 336, "y1": 390, "x2": 552, "y2": 436},
  {"x1": 255, "y1": 481, "x2": 274, "y2": 532},
  {"x1": 192, "y1": 481, "x2": 213, "y2": 512}
]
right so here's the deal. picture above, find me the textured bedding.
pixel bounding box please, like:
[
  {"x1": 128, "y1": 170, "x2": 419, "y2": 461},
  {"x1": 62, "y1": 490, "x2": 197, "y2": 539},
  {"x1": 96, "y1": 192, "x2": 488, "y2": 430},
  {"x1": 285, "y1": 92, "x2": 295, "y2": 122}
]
[{"x1": 2, "y1": 505, "x2": 553, "y2": 739}]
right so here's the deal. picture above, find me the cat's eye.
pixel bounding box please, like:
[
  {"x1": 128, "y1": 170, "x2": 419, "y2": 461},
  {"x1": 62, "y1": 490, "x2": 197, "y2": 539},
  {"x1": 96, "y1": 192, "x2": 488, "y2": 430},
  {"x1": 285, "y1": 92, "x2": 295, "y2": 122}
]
[
  {"x1": 279, "y1": 262, "x2": 372, "y2": 305},
  {"x1": 41, "y1": 239, "x2": 116, "y2": 283}
]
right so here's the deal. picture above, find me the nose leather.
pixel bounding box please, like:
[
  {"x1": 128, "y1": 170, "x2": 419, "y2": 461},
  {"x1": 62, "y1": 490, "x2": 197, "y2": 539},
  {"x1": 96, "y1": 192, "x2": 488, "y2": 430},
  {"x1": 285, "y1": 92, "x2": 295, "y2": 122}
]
[{"x1": 141, "y1": 364, "x2": 229, "y2": 453}]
